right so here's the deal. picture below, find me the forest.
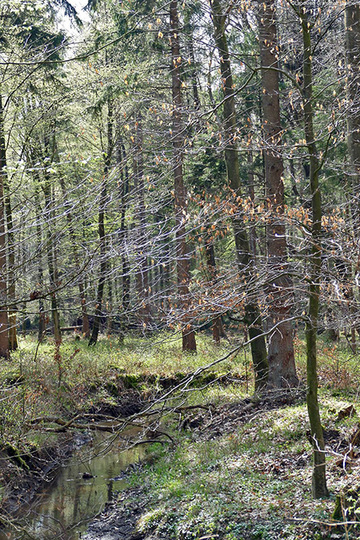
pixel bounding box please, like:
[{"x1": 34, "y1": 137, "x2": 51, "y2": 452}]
[{"x1": 0, "y1": 0, "x2": 360, "y2": 538}]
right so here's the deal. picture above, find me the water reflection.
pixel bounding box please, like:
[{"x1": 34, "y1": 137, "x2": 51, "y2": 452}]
[{"x1": 0, "y1": 432, "x2": 144, "y2": 539}]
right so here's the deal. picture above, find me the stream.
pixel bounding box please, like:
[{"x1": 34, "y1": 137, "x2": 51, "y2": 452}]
[{"x1": 0, "y1": 429, "x2": 145, "y2": 540}]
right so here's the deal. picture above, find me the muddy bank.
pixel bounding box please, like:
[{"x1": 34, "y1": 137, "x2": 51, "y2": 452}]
[
  {"x1": 0, "y1": 388, "x2": 147, "y2": 525},
  {"x1": 82, "y1": 487, "x2": 153, "y2": 540},
  {"x1": 82, "y1": 389, "x2": 310, "y2": 540},
  {"x1": 0, "y1": 433, "x2": 75, "y2": 518}
]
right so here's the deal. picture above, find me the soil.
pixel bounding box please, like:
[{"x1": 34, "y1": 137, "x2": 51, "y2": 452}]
[{"x1": 82, "y1": 487, "x2": 155, "y2": 540}]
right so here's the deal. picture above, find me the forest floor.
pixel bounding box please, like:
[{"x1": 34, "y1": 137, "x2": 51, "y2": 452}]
[{"x1": 0, "y1": 332, "x2": 360, "y2": 539}]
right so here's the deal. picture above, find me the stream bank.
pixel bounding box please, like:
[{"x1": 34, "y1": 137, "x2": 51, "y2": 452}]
[{"x1": 81, "y1": 389, "x2": 356, "y2": 540}]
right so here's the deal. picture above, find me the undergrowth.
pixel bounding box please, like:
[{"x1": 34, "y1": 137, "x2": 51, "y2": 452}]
[{"x1": 0, "y1": 331, "x2": 360, "y2": 538}]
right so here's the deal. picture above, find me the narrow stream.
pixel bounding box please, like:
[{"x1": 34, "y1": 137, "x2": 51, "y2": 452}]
[{"x1": 0, "y1": 430, "x2": 145, "y2": 540}]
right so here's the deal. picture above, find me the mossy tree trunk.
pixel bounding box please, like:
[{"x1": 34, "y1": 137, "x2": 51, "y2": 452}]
[
  {"x1": 345, "y1": 1, "x2": 360, "y2": 345},
  {"x1": 300, "y1": 5, "x2": 328, "y2": 499},
  {"x1": 0, "y1": 93, "x2": 9, "y2": 358}
]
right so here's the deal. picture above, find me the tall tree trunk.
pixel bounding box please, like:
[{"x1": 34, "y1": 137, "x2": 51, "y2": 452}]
[
  {"x1": 133, "y1": 114, "x2": 151, "y2": 329},
  {"x1": 345, "y1": 1, "x2": 360, "y2": 345},
  {"x1": 211, "y1": 0, "x2": 268, "y2": 390},
  {"x1": 42, "y1": 180, "x2": 61, "y2": 343},
  {"x1": 301, "y1": 5, "x2": 328, "y2": 499},
  {"x1": 4, "y1": 178, "x2": 17, "y2": 351},
  {"x1": 0, "y1": 93, "x2": 9, "y2": 358},
  {"x1": 170, "y1": 0, "x2": 197, "y2": 352},
  {"x1": 346, "y1": 1, "x2": 360, "y2": 214},
  {"x1": 257, "y1": 0, "x2": 298, "y2": 388},
  {"x1": 34, "y1": 189, "x2": 46, "y2": 342},
  {"x1": 58, "y1": 176, "x2": 90, "y2": 337},
  {"x1": 117, "y1": 131, "x2": 130, "y2": 342},
  {"x1": 89, "y1": 99, "x2": 113, "y2": 346},
  {"x1": 42, "y1": 132, "x2": 61, "y2": 343}
]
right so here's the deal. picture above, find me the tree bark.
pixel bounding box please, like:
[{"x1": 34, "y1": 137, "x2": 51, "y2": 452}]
[
  {"x1": 257, "y1": 0, "x2": 298, "y2": 388},
  {"x1": 4, "y1": 165, "x2": 17, "y2": 351},
  {"x1": 133, "y1": 113, "x2": 151, "y2": 329},
  {"x1": 0, "y1": 93, "x2": 9, "y2": 358},
  {"x1": 119, "y1": 137, "x2": 130, "y2": 341},
  {"x1": 211, "y1": 0, "x2": 268, "y2": 390},
  {"x1": 58, "y1": 176, "x2": 90, "y2": 338},
  {"x1": 170, "y1": 0, "x2": 197, "y2": 352},
  {"x1": 42, "y1": 131, "x2": 61, "y2": 344},
  {"x1": 346, "y1": 1, "x2": 360, "y2": 214},
  {"x1": 89, "y1": 99, "x2": 113, "y2": 346},
  {"x1": 301, "y1": 6, "x2": 328, "y2": 499},
  {"x1": 204, "y1": 236, "x2": 224, "y2": 344},
  {"x1": 34, "y1": 188, "x2": 46, "y2": 342}
]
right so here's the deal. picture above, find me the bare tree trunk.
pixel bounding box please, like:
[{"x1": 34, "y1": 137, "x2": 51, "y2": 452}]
[
  {"x1": 345, "y1": 1, "x2": 360, "y2": 345},
  {"x1": 58, "y1": 176, "x2": 90, "y2": 337},
  {"x1": 133, "y1": 114, "x2": 151, "y2": 329},
  {"x1": 42, "y1": 131, "x2": 61, "y2": 343},
  {"x1": 204, "y1": 237, "x2": 224, "y2": 344},
  {"x1": 117, "y1": 132, "x2": 130, "y2": 342},
  {"x1": 346, "y1": 1, "x2": 360, "y2": 214},
  {"x1": 89, "y1": 99, "x2": 113, "y2": 346},
  {"x1": 4, "y1": 177, "x2": 17, "y2": 351},
  {"x1": 0, "y1": 93, "x2": 9, "y2": 358},
  {"x1": 34, "y1": 189, "x2": 46, "y2": 342},
  {"x1": 301, "y1": 5, "x2": 328, "y2": 499},
  {"x1": 211, "y1": 0, "x2": 268, "y2": 390},
  {"x1": 170, "y1": 0, "x2": 196, "y2": 352},
  {"x1": 257, "y1": 0, "x2": 298, "y2": 388},
  {"x1": 42, "y1": 181, "x2": 61, "y2": 343}
]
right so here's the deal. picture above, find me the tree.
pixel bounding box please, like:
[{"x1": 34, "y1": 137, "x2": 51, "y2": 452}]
[
  {"x1": 0, "y1": 93, "x2": 9, "y2": 358},
  {"x1": 257, "y1": 0, "x2": 298, "y2": 388},
  {"x1": 298, "y1": 0, "x2": 328, "y2": 498},
  {"x1": 346, "y1": 1, "x2": 360, "y2": 218},
  {"x1": 170, "y1": 0, "x2": 197, "y2": 352},
  {"x1": 210, "y1": 0, "x2": 268, "y2": 390}
]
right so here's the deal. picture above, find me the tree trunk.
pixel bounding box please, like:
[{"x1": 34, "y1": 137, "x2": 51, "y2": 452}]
[
  {"x1": 133, "y1": 114, "x2": 151, "y2": 329},
  {"x1": 43, "y1": 182, "x2": 61, "y2": 343},
  {"x1": 117, "y1": 132, "x2": 130, "y2": 342},
  {"x1": 346, "y1": 1, "x2": 360, "y2": 214},
  {"x1": 34, "y1": 189, "x2": 46, "y2": 342},
  {"x1": 0, "y1": 93, "x2": 9, "y2": 358},
  {"x1": 58, "y1": 176, "x2": 90, "y2": 337},
  {"x1": 4, "y1": 168, "x2": 17, "y2": 351},
  {"x1": 89, "y1": 99, "x2": 113, "y2": 346},
  {"x1": 345, "y1": 2, "x2": 360, "y2": 346},
  {"x1": 170, "y1": 0, "x2": 197, "y2": 352},
  {"x1": 211, "y1": 0, "x2": 268, "y2": 390},
  {"x1": 42, "y1": 132, "x2": 61, "y2": 344},
  {"x1": 301, "y1": 6, "x2": 328, "y2": 499},
  {"x1": 204, "y1": 237, "x2": 224, "y2": 344},
  {"x1": 257, "y1": 0, "x2": 298, "y2": 388}
]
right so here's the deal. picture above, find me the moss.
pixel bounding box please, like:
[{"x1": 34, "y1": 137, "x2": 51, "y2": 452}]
[{"x1": 4, "y1": 442, "x2": 30, "y2": 470}]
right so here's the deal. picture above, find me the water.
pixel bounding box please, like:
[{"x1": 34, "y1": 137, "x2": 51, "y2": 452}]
[{"x1": 0, "y1": 429, "x2": 144, "y2": 540}]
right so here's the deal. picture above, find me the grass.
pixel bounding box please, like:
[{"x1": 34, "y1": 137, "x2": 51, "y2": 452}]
[
  {"x1": 1, "y1": 330, "x2": 360, "y2": 538},
  {"x1": 128, "y1": 400, "x2": 360, "y2": 539}
]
